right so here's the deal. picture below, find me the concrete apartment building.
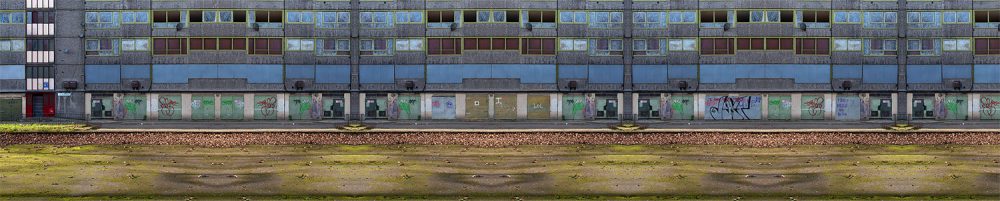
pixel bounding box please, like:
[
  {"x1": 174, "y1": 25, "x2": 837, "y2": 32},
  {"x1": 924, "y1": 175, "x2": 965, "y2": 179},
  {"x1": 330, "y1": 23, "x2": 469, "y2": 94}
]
[{"x1": 0, "y1": 0, "x2": 998, "y2": 122}]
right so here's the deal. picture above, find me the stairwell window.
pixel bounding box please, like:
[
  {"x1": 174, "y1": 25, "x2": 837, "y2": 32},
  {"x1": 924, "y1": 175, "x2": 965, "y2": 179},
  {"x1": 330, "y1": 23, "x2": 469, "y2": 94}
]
[
  {"x1": 0, "y1": 11, "x2": 25, "y2": 24},
  {"x1": 361, "y1": 39, "x2": 393, "y2": 56},
  {"x1": 0, "y1": 39, "x2": 25, "y2": 51},
  {"x1": 863, "y1": 38, "x2": 897, "y2": 56},
  {"x1": 589, "y1": 38, "x2": 623, "y2": 56}
]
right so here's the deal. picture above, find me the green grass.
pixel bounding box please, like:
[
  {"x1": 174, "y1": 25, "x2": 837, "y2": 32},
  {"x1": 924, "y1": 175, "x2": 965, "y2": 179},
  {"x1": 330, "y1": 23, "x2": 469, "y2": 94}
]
[{"x1": 0, "y1": 124, "x2": 89, "y2": 133}]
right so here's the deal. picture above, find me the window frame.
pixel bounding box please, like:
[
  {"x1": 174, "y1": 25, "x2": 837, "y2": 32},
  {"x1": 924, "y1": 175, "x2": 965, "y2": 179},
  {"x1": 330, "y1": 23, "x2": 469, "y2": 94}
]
[
  {"x1": 558, "y1": 38, "x2": 588, "y2": 52},
  {"x1": 360, "y1": 38, "x2": 394, "y2": 56},
  {"x1": 588, "y1": 38, "x2": 624, "y2": 56}
]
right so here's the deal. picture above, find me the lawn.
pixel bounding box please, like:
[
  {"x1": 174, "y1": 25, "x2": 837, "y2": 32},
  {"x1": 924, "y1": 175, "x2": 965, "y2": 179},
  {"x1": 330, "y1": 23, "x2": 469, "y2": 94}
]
[
  {"x1": 0, "y1": 144, "x2": 996, "y2": 200},
  {"x1": 0, "y1": 123, "x2": 89, "y2": 133}
]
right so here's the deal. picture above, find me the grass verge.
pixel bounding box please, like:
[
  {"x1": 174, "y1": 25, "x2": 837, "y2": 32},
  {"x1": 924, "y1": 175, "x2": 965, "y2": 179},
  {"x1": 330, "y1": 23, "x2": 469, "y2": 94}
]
[{"x1": 0, "y1": 123, "x2": 89, "y2": 133}]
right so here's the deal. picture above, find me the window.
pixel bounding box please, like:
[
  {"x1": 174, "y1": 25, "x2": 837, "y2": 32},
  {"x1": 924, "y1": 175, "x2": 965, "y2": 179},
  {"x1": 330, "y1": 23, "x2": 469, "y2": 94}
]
[
  {"x1": 797, "y1": 10, "x2": 830, "y2": 28},
  {"x1": 286, "y1": 38, "x2": 315, "y2": 51},
  {"x1": 668, "y1": 39, "x2": 697, "y2": 51},
  {"x1": 28, "y1": 11, "x2": 56, "y2": 24},
  {"x1": 737, "y1": 10, "x2": 792, "y2": 23},
  {"x1": 361, "y1": 39, "x2": 393, "y2": 56},
  {"x1": 736, "y1": 38, "x2": 794, "y2": 51},
  {"x1": 427, "y1": 10, "x2": 458, "y2": 28},
  {"x1": 524, "y1": 10, "x2": 555, "y2": 28},
  {"x1": 463, "y1": 38, "x2": 519, "y2": 51},
  {"x1": 863, "y1": 38, "x2": 897, "y2": 56},
  {"x1": 121, "y1": 39, "x2": 149, "y2": 51},
  {"x1": 85, "y1": 38, "x2": 119, "y2": 56},
  {"x1": 974, "y1": 38, "x2": 1000, "y2": 55},
  {"x1": 189, "y1": 38, "x2": 217, "y2": 50},
  {"x1": 907, "y1": 12, "x2": 941, "y2": 29},
  {"x1": 522, "y1": 38, "x2": 556, "y2": 55},
  {"x1": 0, "y1": 39, "x2": 25, "y2": 51},
  {"x1": 251, "y1": 10, "x2": 283, "y2": 28},
  {"x1": 464, "y1": 10, "x2": 517, "y2": 23},
  {"x1": 0, "y1": 11, "x2": 25, "y2": 24},
  {"x1": 588, "y1": 11, "x2": 623, "y2": 28},
  {"x1": 191, "y1": 10, "x2": 237, "y2": 23},
  {"x1": 395, "y1": 11, "x2": 424, "y2": 23},
  {"x1": 153, "y1": 38, "x2": 187, "y2": 55},
  {"x1": 633, "y1": 39, "x2": 666, "y2": 56},
  {"x1": 700, "y1": 10, "x2": 731, "y2": 28},
  {"x1": 559, "y1": 11, "x2": 587, "y2": 23},
  {"x1": 286, "y1": 11, "x2": 314, "y2": 23},
  {"x1": 559, "y1": 39, "x2": 588, "y2": 51},
  {"x1": 317, "y1": 38, "x2": 350, "y2": 56},
  {"x1": 316, "y1": 12, "x2": 350, "y2": 28},
  {"x1": 588, "y1": 38, "x2": 623, "y2": 56},
  {"x1": 122, "y1": 11, "x2": 150, "y2": 23},
  {"x1": 907, "y1": 38, "x2": 940, "y2": 56},
  {"x1": 833, "y1": 11, "x2": 861, "y2": 23},
  {"x1": 942, "y1": 39, "x2": 971, "y2": 51},
  {"x1": 85, "y1": 11, "x2": 119, "y2": 28},
  {"x1": 700, "y1": 38, "x2": 735, "y2": 55},
  {"x1": 943, "y1": 11, "x2": 971, "y2": 24},
  {"x1": 360, "y1": 11, "x2": 392, "y2": 28},
  {"x1": 795, "y1": 38, "x2": 830, "y2": 55},
  {"x1": 863, "y1": 11, "x2": 897, "y2": 29},
  {"x1": 833, "y1": 39, "x2": 863, "y2": 51},
  {"x1": 248, "y1": 38, "x2": 283, "y2": 55},
  {"x1": 26, "y1": 39, "x2": 53, "y2": 51},
  {"x1": 152, "y1": 10, "x2": 184, "y2": 28},
  {"x1": 216, "y1": 38, "x2": 246, "y2": 50},
  {"x1": 633, "y1": 12, "x2": 666, "y2": 28},
  {"x1": 974, "y1": 11, "x2": 1000, "y2": 28},
  {"x1": 668, "y1": 11, "x2": 697, "y2": 23},
  {"x1": 427, "y1": 38, "x2": 461, "y2": 55},
  {"x1": 395, "y1": 38, "x2": 424, "y2": 51}
]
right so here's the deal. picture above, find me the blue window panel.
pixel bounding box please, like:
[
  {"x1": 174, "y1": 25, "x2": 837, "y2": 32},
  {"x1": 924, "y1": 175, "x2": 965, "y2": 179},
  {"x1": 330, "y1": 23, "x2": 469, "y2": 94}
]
[
  {"x1": 85, "y1": 65, "x2": 121, "y2": 84},
  {"x1": 907, "y1": 65, "x2": 942, "y2": 84},
  {"x1": 0, "y1": 65, "x2": 25, "y2": 80},
  {"x1": 767, "y1": 64, "x2": 830, "y2": 84},
  {"x1": 427, "y1": 64, "x2": 492, "y2": 83},
  {"x1": 833, "y1": 65, "x2": 863, "y2": 79},
  {"x1": 588, "y1": 65, "x2": 624, "y2": 84},
  {"x1": 699, "y1": 64, "x2": 829, "y2": 84},
  {"x1": 152, "y1": 64, "x2": 217, "y2": 83},
  {"x1": 315, "y1": 65, "x2": 351, "y2": 84},
  {"x1": 698, "y1": 65, "x2": 738, "y2": 83},
  {"x1": 632, "y1": 65, "x2": 669, "y2": 84},
  {"x1": 395, "y1": 65, "x2": 424, "y2": 79},
  {"x1": 941, "y1": 65, "x2": 972, "y2": 79},
  {"x1": 974, "y1": 65, "x2": 1000, "y2": 84},
  {"x1": 218, "y1": 64, "x2": 283, "y2": 84},
  {"x1": 558, "y1": 65, "x2": 588, "y2": 79},
  {"x1": 862, "y1": 65, "x2": 898, "y2": 84},
  {"x1": 492, "y1": 64, "x2": 556, "y2": 84},
  {"x1": 667, "y1": 65, "x2": 698, "y2": 79},
  {"x1": 121, "y1": 65, "x2": 150, "y2": 79},
  {"x1": 360, "y1": 65, "x2": 395, "y2": 84},
  {"x1": 285, "y1": 65, "x2": 315, "y2": 79}
]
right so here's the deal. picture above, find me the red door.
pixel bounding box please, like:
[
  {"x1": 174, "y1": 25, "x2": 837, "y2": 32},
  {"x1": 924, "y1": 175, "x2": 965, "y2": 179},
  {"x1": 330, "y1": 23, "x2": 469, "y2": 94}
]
[{"x1": 25, "y1": 93, "x2": 55, "y2": 118}]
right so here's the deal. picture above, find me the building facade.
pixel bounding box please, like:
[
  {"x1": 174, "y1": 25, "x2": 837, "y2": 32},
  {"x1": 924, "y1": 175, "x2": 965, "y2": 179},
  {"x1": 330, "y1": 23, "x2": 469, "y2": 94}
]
[{"x1": 0, "y1": 0, "x2": 998, "y2": 122}]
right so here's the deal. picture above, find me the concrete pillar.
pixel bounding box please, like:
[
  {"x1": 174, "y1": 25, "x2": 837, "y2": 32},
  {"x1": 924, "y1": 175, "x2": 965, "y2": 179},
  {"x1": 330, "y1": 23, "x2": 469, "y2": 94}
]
[
  {"x1": 825, "y1": 93, "x2": 835, "y2": 120},
  {"x1": 694, "y1": 93, "x2": 705, "y2": 120},
  {"x1": 84, "y1": 93, "x2": 91, "y2": 121},
  {"x1": 278, "y1": 93, "x2": 288, "y2": 120},
  {"x1": 455, "y1": 93, "x2": 466, "y2": 119},
  {"x1": 487, "y1": 94, "x2": 495, "y2": 120},
  {"x1": 516, "y1": 93, "x2": 528, "y2": 120},
  {"x1": 244, "y1": 94, "x2": 254, "y2": 121},
  {"x1": 148, "y1": 93, "x2": 158, "y2": 121},
  {"x1": 905, "y1": 93, "x2": 914, "y2": 118},
  {"x1": 971, "y1": 93, "x2": 980, "y2": 120},
  {"x1": 761, "y1": 94, "x2": 769, "y2": 120},
  {"x1": 214, "y1": 94, "x2": 221, "y2": 121},
  {"x1": 181, "y1": 93, "x2": 192, "y2": 120},
  {"x1": 617, "y1": 93, "x2": 624, "y2": 119},
  {"x1": 343, "y1": 93, "x2": 352, "y2": 120},
  {"x1": 891, "y1": 93, "x2": 899, "y2": 119},
  {"x1": 358, "y1": 93, "x2": 366, "y2": 119},
  {"x1": 791, "y1": 93, "x2": 802, "y2": 120},
  {"x1": 421, "y1": 93, "x2": 433, "y2": 119},
  {"x1": 631, "y1": 93, "x2": 639, "y2": 117},
  {"x1": 550, "y1": 93, "x2": 560, "y2": 120}
]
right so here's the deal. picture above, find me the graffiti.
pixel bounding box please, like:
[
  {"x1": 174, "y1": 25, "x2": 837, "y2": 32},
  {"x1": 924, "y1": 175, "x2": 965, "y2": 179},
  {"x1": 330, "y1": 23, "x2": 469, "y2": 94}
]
[
  {"x1": 310, "y1": 96, "x2": 323, "y2": 119},
  {"x1": 804, "y1": 97, "x2": 825, "y2": 117},
  {"x1": 835, "y1": 97, "x2": 862, "y2": 121},
  {"x1": 584, "y1": 94, "x2": 596, "y2": 119},
  {"x1": 256, "y1": 97, "x2": 278, "y2": 117},
  {"x1": 431, "y1": 97, "x2": 456, "y2": 119},
  {"x1": 112, "y1": 96, "x2": 125, "y2": 120},
  {"x1": 706, "y1": 96, "x2": 761, "y2": 120},
  {"x1": 158, "y1": 97, "x2": 178, "y2": 117},
  {"x1": 981, "y1": 97, "x2": 1000, "y2": 118}
]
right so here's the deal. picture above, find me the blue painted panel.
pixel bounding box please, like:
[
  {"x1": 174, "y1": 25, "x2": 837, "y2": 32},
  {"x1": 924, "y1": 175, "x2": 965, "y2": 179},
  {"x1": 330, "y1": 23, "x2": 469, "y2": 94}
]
[
  {"x1": 974, "y1": 65, "x2": 1000, "y2": 84},
  {"x1": 426, "y1": 64, "x2": 491, "y2": 83},
  {"x1": 0, "y1": 65, "x2": 25, "y2": 80},
  {"x1": 832, "y1": 65, "x2": 863, "y2": 79},
  {"x1": 315, "y1": 65, "x2": 351, "y2": 84},
  {"x1": 941, "y1": 65, "x2": 972, "y2": 79},
  {"x1": 492, "y1": 64, "x2": 556, "y2": 84},
  {"x1": 85, "y1": 65, "x2": 121, "y2": 84},
  {"x1": 558, "y1": 65, "x2": 588, "y2": 79},
  {"x1": 153, "y1": 64, "x2": 282, "y2": 84},
  {"x1": 699, "y1": 64, "x2": 830, "y2": 84},
  {"x1": 588, "y1": 65, "x2": 624, "y2": 84},
  {"x1": 121, "y1": 65, "x2": 150, "y2": 79},
  {"x1": 285, "y1": 65, "x2": 315, "y2": 79},
  {"x1": 668, "y1": 65, "x2": 698, "y2": 79},
  {"x1": 907, "y1": 65, "x2": 942, "y2": 84},
  {"x1": 862, "y1": 65, "x2": 898, "y2": 84},
  {"x1": 632, "y1": 65, "x2": 669, "y2": 84},
  {"x1": 360, "y1": 65, "x2": 395, "y2": 84},
  {"x1": 218, "y1": 64, "x2": 283, "y2": 84},
  {"x1": 395, "y1": 65, "x2": 424, "y2": 79}
]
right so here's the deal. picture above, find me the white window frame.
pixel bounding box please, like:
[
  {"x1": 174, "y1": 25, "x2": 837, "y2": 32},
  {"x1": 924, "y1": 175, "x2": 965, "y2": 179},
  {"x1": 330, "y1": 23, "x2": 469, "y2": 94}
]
[
  {"x1": 286, "y1": 38, "x2": 316, "y2": 51},
  {"x1": 668, "y1": 39, "x2": 697, "y2": 51},
  {"x1": 942, "y1": 38, "x2": 971, "y2": 51},
  {"x1": 833, "y1": 39, "x2": 863, "y2": 51},
  {"x1": 558, "y1": 38, "x2": 588, "y2": 51},
  {"x1": 395, "y1": 38, "x2": 424, "y2": 51},
  {"x1": 121, "y1": 38, "x2": 149, "y2": 51}
]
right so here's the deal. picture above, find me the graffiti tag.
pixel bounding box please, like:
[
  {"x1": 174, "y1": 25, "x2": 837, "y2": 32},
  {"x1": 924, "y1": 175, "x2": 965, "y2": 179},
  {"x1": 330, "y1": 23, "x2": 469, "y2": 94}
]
[
  {"x1": 257, "y1": 97, "x2": 278, "y2": 117},
  {"x1": 804, "y1": 97, "x2": 825, "y2": 117},
  {"x1": 706, "y1": 96, "x2": 761, "y2": 120},
  {"x1": 158, "y1": 97, "x2": 178, "y2": 117}
]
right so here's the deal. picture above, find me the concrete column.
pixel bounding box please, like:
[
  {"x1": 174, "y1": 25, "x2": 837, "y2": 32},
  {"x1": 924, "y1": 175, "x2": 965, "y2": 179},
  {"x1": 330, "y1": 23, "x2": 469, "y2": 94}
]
[
  {"x1": 421, "y1": 93, "x2": 433, "y2": 119},
  {"x1": 905, "y1": 93, "x2": 914, "y2": 118},
  {"x1": 694, "y1": 93, "x2": 705, "y2": 120},
  {"x1": 455, "y1": 93, "x2": 466, "y2": 119},
  {"x1": 181, "y1": 93, "x2": 192, "y2": 120},
  {"x1": 343, "y1": 93, "x2": 352, "y2": 120},
  {"x1": 550, "y1": 93, "x2": 560, "y2": 120},
  {"x1": 791, "y1": 93, "x2": 802, "y2": 120},
  {"x1": 617, "y1": 93, "x2": 624, "y2": 119},
  {"x1": 244, "y1": 94, "x2": 254, "y2": 121},
  {"x1": 825, "y1": 93, "x2": 835, "y2": 120},
  {"x1": 761, "y1": 94, "x2": 769, "y2": 120},
  {"x1": 84, "y1": 93, "x2": 91, "y2": 121},
  {"x1": 358, "y1": 93, "x2": 366, "y2": 119},
  {"x1": 971, "y1": 93, "x2": 980, "y2": 120},
  {"x1": 516, "y1": 93, "x2": 528, "y2": 120},
  {"x1": 214, "y1": 94, "x2": 221, "y2": 121},
  {"x1": 631, "y1": 93, "x2": 639, "y2": 117},
  {"x1": 278, "y1": 93, "x2": 288, "y2": 120},
  {"x1": 148, "y1": 93, "x2": 158, "y2": 121},
  {"x1": 891, "y1": 93, "x2": 899, "y2": 119},
  {"x1": 487, "y1": 94, "x2": 495, "y2": 120}
]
